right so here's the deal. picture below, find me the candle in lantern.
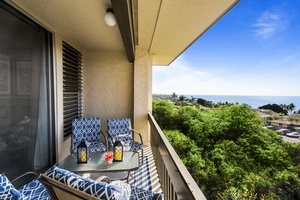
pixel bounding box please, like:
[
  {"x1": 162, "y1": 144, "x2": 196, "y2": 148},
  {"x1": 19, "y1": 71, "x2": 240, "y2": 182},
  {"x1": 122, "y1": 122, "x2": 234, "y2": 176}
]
[
  {"x1": 115, "y1": 148, "x2": 122, "y2": 160},
  {"x1": 81, "y1": 151, "x2": 86, "y2": 162}
]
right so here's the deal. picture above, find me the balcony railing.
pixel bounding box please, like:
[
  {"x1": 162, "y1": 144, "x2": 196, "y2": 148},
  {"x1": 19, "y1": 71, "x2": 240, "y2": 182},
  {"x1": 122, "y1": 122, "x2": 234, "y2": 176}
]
[{"x1": 148, "y1": 113, "x2": 206, "y2": 200}]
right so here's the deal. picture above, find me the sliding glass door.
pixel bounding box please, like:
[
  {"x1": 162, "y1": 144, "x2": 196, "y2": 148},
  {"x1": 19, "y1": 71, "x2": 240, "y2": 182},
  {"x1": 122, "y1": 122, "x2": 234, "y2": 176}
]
[{"x1": 0, "y1": 2, "x2": 55, "y2": 179}]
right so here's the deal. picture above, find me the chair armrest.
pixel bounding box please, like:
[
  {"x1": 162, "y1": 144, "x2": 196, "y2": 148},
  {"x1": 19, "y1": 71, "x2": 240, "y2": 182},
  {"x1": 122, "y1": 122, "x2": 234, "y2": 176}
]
[
  {"x1": 100, "y1": 130, "x2": 108, "y2": 150},
  {"x1": 152, "y1": 193, "x2": 164, "y2": 200},
  {"x1": 131, "y1": 129, "x2": 143, "y2": 145},
  {"x1": 106, "y1": 132, "x2": 129, "y2": 142},
  {"x1": 106, "y1": 130, "x2": 113, "y2": 139},
  {"x1": 95, "y1": 175, "x2": 110, "y2": 183},
  {"x1": 106, "y1": 131, "x2": 113, "y2": 142},
  {"x1": 11, "y1": 172, "x2": 38, "y2": 188}
]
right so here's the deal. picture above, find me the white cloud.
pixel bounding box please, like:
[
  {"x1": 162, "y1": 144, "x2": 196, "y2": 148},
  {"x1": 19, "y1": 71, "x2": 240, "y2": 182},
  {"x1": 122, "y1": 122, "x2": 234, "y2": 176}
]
[
  {"x1": 253, "y1": 9, "x2": 287, "y2": 39},
  {"x1": 153, "y1": 57, "x2": 217, "y2": 95},
  {"x1": 152, "y1": 56, "x2": 300, "y2": 96}
]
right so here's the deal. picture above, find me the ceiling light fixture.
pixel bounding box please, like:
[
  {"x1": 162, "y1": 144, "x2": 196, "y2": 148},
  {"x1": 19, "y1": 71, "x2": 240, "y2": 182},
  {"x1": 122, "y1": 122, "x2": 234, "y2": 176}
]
[{"x1": 104, "y1": 8, "x2": 116, "y2": 27}]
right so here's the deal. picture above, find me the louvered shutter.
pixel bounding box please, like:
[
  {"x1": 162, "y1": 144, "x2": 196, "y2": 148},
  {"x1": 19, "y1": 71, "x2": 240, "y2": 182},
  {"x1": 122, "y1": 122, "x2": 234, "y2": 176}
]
[{"x1": 62, "y1": 41, "x2": 83, "y2": 138}]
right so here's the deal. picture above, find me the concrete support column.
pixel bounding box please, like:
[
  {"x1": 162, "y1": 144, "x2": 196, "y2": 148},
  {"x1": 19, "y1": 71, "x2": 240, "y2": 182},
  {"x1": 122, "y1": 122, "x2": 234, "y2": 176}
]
[{"x1": 133, "y1": 47, "x2": 152, "y2": 146}]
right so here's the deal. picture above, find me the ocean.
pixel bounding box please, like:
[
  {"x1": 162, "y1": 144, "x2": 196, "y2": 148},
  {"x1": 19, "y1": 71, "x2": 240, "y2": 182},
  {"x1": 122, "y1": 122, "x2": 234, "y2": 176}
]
[{"x1": 189, "y1": 95, "x2": 300, "y2": 110}]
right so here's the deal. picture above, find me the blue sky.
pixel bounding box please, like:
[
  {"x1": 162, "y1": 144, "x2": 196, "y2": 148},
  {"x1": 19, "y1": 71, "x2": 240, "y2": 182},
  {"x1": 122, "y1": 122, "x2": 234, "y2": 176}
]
[{"x1": 153, "y1": 0, "x2": 300, "y2": 96}]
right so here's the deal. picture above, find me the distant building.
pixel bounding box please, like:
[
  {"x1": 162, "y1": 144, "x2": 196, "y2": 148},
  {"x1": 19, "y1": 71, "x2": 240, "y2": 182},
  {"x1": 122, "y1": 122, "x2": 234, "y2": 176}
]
[
  {"x1": 270, "y1": 114, "x2": 300, "y2": 131},
  {"x1": 255, "y1": 109, "x2": 277, "y2": 125},
  {"x1": 255, "y1": 110, "x2": 300, "y2": 131}
]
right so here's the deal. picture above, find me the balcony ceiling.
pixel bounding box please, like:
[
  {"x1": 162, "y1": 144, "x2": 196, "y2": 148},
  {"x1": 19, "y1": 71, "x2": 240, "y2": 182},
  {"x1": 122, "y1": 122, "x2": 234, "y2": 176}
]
[
  {"x1": 9, "y1": 0, "x2": 239, "y2": 65},
  {"x1": 138, "y1": 0, "x2": 239, "y2": 65}
]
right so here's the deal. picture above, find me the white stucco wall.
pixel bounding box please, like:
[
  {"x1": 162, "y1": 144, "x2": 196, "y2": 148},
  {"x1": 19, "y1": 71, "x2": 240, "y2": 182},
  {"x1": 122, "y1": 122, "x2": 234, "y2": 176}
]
[
  {"x1": 134, "y1": 47, "x2": 152, "y2": 146},
  {"x1": 84, "y1": 48, "x2": 152, "y2": 146},
  {"x1": 83, "y1": 50, "x2": 133, "y2": 133},
  {"x1": 46, "y1": 36, "x2": 152, "y2": 162}
]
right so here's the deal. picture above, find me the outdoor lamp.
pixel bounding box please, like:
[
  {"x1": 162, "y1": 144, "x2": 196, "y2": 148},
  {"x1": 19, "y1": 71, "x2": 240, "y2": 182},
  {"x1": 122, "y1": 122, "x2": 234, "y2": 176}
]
[
  {"x1": 77, "y1": 140, "x2": 90, "y2": 164},
  {"x1": 104, "y1": 8, "x2": 116, "y2": 27},
  {"x1": 113, "y1": 140, "x2": 123, "y2": 162}
]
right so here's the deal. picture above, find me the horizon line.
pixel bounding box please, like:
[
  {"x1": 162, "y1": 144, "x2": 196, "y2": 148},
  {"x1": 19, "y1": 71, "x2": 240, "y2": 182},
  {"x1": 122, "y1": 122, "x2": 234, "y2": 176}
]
[{"x1": 153, "y1": 93, "x2": 300, "y2": 97}]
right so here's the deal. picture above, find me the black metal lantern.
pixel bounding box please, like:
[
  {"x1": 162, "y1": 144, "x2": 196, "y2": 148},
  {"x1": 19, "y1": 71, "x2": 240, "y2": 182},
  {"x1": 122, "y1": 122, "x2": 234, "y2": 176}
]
[
  {"x1": 77, "y1": 140, "x2": 90, "y2": 164},
  {"x1": 113, "y1": 140, "x2": 123, "y2": 162}
]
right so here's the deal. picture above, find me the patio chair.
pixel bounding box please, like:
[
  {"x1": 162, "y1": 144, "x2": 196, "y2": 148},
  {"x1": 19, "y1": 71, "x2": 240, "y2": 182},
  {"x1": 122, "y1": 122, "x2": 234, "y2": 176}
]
[
  {"x1": 38, "y1": 165, "x2": 164, "y2": 200},
  {"x1": 1, "y1": 172, "x2": 50, "y2": 200},
  {"x1": 71, "y1": 117, "x2": 107, "y2": 153},
  {"x1": 107, "y1": 118, "x2": 144, "y2": 164},
  {"x1": 1, "y1": 166, "x2": 163, "y2": 200},
  {"x1": 38, "y1": 174, "x2": 101, "y2": 200}
]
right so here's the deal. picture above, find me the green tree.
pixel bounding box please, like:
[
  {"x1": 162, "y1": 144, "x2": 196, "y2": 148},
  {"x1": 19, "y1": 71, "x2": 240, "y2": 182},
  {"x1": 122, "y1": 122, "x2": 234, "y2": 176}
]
[
  {"x1": 280, "y1": 104, "x2": 287, "y2": 110},
  {"x1": 287, "y1": 103, "x2": 296, "y2": 115},
  {"x1": 197, "y1": 98, "x2": 207, "y2": 106},
  {"x1": 174, "y1": 106, "x2": 204, "y2": 134},
  {"x1": 152, "y1": 100, "x2": 300, "y2": 200},
  {"x1": 152, "y1": 99, "x2": 175, "y2": 130},
  {"x1": 260, "y1": 104, "x2": 287, "y2": 115},
  {"x1": 164, "y1": 130, "x2": 207, "y2": 188},
  {"x1": 179, "y1": 95, "x2": 186, "y2": 104},
  {"x1": 171, "y1": 92, "x2": 177, "y2": 100}
]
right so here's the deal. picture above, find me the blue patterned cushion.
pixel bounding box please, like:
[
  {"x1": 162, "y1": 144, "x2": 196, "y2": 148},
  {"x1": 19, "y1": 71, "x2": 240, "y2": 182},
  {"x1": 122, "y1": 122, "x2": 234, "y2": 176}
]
[
  {"x1": 72, "y1": 117, "x2": 106, "y2": 152},
  {"x1": 45, "y1": 166, "x2": 121, "y2": 199},
  {"x1": 108, "y1": 181, "x2": 131, "y2": 200},
  {"x1": 18, "y1": 179, "x2": 50, "y2": 200},
  {"x1": 129, "y1": 186, "x2": 155, "y2": 200},
  {"x1": 130, "y1": 141, "x2": 143, "y2": 152},
  {"x1": 89, "y1": 140, "x2": 107, "y2": 153},
  {"x1": 107, "y1": 118, "x2": 143, "y2": 152},
  {"x1": 0, "y1": 174, "x2": 23, "y2": 200},
  {"x1": 108, "y1": 118, "x2": 131, "y2": 131}
]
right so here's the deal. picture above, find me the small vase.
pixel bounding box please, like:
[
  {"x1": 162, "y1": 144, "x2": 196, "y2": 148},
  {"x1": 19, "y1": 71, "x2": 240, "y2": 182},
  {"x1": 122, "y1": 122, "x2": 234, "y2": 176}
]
[{"x1": 106, "y1": 159, "x2": 113, "y2": 164}]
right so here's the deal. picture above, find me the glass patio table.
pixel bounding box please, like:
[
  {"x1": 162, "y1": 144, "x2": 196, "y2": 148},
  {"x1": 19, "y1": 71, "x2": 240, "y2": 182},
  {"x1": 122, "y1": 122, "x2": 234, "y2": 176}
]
[{"x1": 58, "y1": 151, "x2": 140, "y2": 181}]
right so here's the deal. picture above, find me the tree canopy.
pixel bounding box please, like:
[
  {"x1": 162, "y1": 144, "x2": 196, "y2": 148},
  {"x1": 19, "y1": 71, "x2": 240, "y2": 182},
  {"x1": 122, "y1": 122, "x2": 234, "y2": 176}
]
[
  {"x1": 152, "y1": 99, "x2": 300, "y2": 200},
  {"x1": 259, "y1": 103, "x2": 288, "y2": 115}
]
